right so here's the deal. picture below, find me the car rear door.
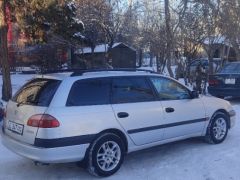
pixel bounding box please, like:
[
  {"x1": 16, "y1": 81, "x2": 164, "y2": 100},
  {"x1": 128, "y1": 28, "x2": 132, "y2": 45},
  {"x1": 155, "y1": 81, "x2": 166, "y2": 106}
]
[
  {"x1": 111, "y1": 76, "x2": 165, "y2": 146},
  {"x1": 52, "y1": 77, "x2": 116, "y2": 140},
  {"x1": 217, "y1": 63, "x2": 240, "y2": 88},
  {"x1": 209, "y1": 74, "x2": 240, "y2": 89},
  {"x1": 208, "y1": 63, "x2": 240, "y2": 97},
  {"x1": 3, "y1": 78, "x2": 61, "y2": 145},
  {"x1": 149, "y1": 76, "x2": 206, "y2": 139}
]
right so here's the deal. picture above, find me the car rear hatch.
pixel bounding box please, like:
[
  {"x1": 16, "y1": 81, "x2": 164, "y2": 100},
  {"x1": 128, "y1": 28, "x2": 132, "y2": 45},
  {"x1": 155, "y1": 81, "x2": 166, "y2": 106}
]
[
  {"x1": 209, "y1": 74, "x2": 240, "y2": 88},
  {"x1": 3, "y1": 78, "x2": 61, "y2": 145},
  {"x1": 209, "y1": 63, "x2": 240, "y2": 88}
]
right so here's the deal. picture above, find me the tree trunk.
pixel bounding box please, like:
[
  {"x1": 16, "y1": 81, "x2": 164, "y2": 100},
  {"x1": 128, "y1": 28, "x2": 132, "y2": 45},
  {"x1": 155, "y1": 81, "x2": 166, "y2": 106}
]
[
  {"x1": 164, "y1": 0, "x2": 174, "y2": 77},
  {"x1": 138, "y1": 48, "x2": 142, "y2": 67},
  {"x1": 0, "y1": 0, "x2": 12, "y2": 101},
  {"x1": 226, "y1": 45, "x2": 230, "y2": 62},
  {"x1": 90, "y1": 46, "x2": 95, "y2": 69},
  {"x1": 156, "y1": 55, "x2": 160, "y2": 73},
  {"x1": 232, "y1": 41, "x2": 240, "y2": 61},
  {"x1": 208, "y1": 53, "x2": 214, "y2": 75},
  {"x1": 166, "y1": 56, "x2": 174, "y2": 77},
  {"x1": 149, "y1": 52, "x2": 153, "y2": 67},
  {"x1": 208, "y1": 46, "x2": 216, "y2": 75},
  {"x1": 107, "y1": 43, "x2": 113, "y2": 68}
]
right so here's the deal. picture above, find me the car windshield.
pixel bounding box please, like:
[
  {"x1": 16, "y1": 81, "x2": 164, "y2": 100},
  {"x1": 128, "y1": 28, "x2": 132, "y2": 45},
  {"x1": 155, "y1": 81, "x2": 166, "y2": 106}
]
[
  {"x1": 219, "y1": 63, "x2": 240, "y2": 74},
  {"x1": 12, "y1": 78, "x2": 61, "y2": 106}
]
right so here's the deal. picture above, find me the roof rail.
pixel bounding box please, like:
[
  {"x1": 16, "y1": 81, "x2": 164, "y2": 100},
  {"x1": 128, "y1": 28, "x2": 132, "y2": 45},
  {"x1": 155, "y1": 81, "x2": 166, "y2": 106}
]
[
  {"x1": 37, "y1": 68, "x2": 84, "y2": 74},
  {"x1": 70, "y1": 68, "x2": 156, "y2": 76},
  {"x1": 36, "y1": 68, "x2": 157, "y2": 76}
]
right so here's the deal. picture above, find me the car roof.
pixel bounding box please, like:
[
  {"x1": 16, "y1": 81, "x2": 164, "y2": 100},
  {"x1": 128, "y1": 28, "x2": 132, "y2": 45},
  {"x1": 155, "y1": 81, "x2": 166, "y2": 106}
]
[{"x1": 34, "y1": 70, "x2": 191, "y2": 92}]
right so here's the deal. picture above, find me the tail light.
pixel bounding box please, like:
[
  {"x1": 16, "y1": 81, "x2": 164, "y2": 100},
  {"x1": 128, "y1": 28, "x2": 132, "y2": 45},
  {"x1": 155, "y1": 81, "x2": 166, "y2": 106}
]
[
  {"x1": 27, "y1": 114, "x2": 60, "y2": 128},
  {"x1": 209, "y1": 79, "x2": 219, "y2": 86}
]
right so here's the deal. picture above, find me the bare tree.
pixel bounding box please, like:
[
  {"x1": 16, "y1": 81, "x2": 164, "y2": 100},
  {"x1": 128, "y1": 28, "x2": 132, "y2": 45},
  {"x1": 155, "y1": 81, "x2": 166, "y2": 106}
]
[
  {"x1": 187, "y1": 0, "x2": 221, "y2": 75},
  {"x1": 164, "y1": 0, "x2": 174, "y2": 77},
  {"x1": 134, "y1": 0, "x2": 167, "y2": 72},
  {"x1": 220, "y1": 0, "x2": 240, "y2": 60},
  {"x1": 177, "y1": 2, "x2": 208, "y2": 83},
  {"x1": 75, "y1": 0, "x2": 111, "y2": 67}
]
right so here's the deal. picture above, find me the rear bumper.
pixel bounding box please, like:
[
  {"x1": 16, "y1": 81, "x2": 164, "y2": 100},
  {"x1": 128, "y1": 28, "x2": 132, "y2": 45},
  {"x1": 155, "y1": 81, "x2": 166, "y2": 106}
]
[
  {"x1": 1, "y1": 129, "x2": 89, "y2": 163},
  {"x1": 208, "y1": 87, "x2": 240, "y2": 97}
]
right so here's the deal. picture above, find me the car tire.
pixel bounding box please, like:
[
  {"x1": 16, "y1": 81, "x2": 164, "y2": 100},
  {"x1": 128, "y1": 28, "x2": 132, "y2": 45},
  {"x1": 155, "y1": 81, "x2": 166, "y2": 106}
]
[
  {"x1": 205, "y1": 112, "x2": 229, "y2": 144},
  {"x1": 87, "y1": 133, "x2": 125, "y2": 177}
]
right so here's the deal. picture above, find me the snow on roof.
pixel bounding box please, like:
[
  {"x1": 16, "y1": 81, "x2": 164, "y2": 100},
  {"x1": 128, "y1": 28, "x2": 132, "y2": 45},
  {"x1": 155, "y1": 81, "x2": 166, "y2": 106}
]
[
  {"x1": 75, "y1": 42, "x2": 135, "y2": 54},
  {"x1": 112, "y1": 42, "x2": 136, "y2": 51},
  {"x1": 112, "y1": 42, "x2": 122, "y2": 48},
  {"x1": 75, "y1": 44, "x2": 108, "y2": 54},
  {"x1": 72, "y1": 17, "x2": 84, "y2": 25},
  {"x1": 73, "y1": 32, "x2": 85, "y2": 39},
  {"x1": 67, "y1": 1, "x2": 76, "y2": 12}
]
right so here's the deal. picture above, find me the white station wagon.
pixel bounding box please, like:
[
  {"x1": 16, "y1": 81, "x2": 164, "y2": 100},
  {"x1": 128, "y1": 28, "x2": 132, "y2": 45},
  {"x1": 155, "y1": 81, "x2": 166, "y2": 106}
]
[{"x1": 1, "y1": 69, "x2": 236, "y2": 177}]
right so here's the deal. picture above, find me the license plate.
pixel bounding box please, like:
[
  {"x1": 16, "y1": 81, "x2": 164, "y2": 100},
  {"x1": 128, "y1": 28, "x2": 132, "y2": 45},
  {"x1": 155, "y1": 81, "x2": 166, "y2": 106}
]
[
  {"x1": 225, "y1": 78, "x2": 235, "y2": 84},
  {"x1": 7, "y1": 121, "x2": 24, "y2": 135}
]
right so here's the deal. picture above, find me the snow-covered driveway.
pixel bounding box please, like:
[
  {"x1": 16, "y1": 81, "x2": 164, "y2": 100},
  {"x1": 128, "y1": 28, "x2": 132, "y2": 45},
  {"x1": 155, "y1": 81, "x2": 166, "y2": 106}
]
[{"x1": 0, "y1": 75, "x2": 240, "y2": 180}]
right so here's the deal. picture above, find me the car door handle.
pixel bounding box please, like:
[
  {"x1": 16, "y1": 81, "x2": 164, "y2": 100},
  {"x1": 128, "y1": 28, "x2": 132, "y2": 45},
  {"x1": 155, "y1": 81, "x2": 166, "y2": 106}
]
[
  {"x1": 117, "y1": 112, "x2": 129, "y2": 118},
  {"x1": 165, "y1": 107, "x2": 175, "y2": 113}
]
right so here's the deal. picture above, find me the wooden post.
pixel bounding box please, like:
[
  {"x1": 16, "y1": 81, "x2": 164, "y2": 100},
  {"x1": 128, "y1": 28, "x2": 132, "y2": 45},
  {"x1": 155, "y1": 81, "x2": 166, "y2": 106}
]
[{"x1": 0, "y1": 0, "x2": 12, "y2": 101}]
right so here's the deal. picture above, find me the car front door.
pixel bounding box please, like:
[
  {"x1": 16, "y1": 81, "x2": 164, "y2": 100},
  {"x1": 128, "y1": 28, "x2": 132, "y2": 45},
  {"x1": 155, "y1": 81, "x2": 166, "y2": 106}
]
[
  {"x1": 149, "y1": 76, "x2": 206, "y2": 140},
  {"x1": 111, "y1": 76, "x2": 165, "y2": 146}
]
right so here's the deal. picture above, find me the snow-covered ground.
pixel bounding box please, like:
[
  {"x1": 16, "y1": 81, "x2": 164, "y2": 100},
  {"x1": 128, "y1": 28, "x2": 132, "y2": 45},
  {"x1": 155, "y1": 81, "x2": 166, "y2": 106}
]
[{"x1": 0, "y1": 74, "x2": 240, "y2": 180}]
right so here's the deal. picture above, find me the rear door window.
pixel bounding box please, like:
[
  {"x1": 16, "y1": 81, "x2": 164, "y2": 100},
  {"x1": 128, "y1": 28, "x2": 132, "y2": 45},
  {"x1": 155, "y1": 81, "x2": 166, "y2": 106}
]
[
  {"x1": 66, "y1": 78, "x2": 111, "y2": 106},
  {"x1": 111, "y1": 77, "x2": 156, "y2": 104},
  {"x1": 12, "y1": 78, "x2": 61, "y2": 106}
]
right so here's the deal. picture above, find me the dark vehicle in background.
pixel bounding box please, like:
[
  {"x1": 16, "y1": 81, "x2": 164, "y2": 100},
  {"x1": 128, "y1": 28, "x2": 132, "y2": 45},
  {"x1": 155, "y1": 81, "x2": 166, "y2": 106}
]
[
  {"x1": 208, "y1": 62, "x2": 240, "y2": 98},
  {"x1": 0, "y1": 101, "x2": 4, "y2": 122},
  {"x1": 175, "y1": 58, "x2": 221, "y2": 79},
  {"x1": 189, "y1": 58, "x2": 209, "y2": 71},
  {"x1": 189, "y1": 58, "x2": 220, "y2": 76}
]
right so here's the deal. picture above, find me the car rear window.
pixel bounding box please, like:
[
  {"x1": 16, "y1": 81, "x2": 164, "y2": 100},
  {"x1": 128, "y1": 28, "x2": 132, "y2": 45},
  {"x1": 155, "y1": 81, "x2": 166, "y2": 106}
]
[
  {"x1": 12, "y1": 78, "x2": 61, "y2": 107},
  {"x1": 219, "y1": 63, "x2": 240, "y2": 74}
]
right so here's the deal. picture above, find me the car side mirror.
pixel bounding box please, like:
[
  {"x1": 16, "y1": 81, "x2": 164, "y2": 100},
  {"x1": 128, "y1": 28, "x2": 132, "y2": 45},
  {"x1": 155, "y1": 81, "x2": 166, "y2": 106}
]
[{"x1": 191, "y1": 90, "x2": 199, "y2": 99}]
